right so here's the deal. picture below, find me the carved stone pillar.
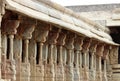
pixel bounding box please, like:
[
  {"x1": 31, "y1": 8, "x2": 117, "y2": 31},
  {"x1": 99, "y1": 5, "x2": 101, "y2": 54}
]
[
  {"x1": 33, "y1": 22, "x2": 50, "y2": 81},
  {"x1": 17, "y1": 19, "x2": 35, "y2": 81},
  {"x1": 13, "y1": 36, "x2": 22, "y2": 81},
  {"x1": 89, "y1": 41, "x2": 98, "y2": 81},
  {"x1": 102, "y1": 45, "x2": 109, "y2": 81},
  {"x1": 1, "y1": 12, "x2": 20, "y2": 80},
  {"x1": 44, "y1": 27, "x2": 60, "y2": 81},
  {"x1": 81, "y1": 38, "x2": 91, "y2": 81},
  {"x1": 74, "y1": 36, "x2": 83, "y2": 81},
  {"x1": 1, "y1": 34, "x2": 7, "y2": 79},
  {"x1": 96, "y1": 44, "x2": 104, "y2": 81},
  {"x1": 64, "y1": 32, "x2": 75, "y2": 81},
  {"x1": 55, "y1": 30, "x2": 66, "y2": 81}
]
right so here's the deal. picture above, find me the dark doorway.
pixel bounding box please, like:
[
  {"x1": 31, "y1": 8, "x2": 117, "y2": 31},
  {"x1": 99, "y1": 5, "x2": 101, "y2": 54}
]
[{"x1": 110, "y1": 27, "x2": 120, "y2": 64}]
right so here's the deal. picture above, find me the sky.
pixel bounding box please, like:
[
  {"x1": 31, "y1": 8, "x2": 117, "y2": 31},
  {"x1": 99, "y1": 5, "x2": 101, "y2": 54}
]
[{"x1": 51, "y1": 0, "x2": 120, "y2": 6}]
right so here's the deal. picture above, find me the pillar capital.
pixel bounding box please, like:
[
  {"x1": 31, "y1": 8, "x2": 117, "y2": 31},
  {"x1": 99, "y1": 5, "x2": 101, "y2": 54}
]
[
  {"x1": 57, "y1": 30, "x2": 66, "y2": 46},
  {"x1": 65, "y1": 32, "x2": 76, "y2": 50},
  {"x1": 82, "y1": 38, "x2": 92, "y2": 53},
  {"x1": 17, "y1": 19, "x2": 36, "y2": 40},
  {"x1": 96, "y1": 43, "x2": 105, "y2": 57},
  {"x1": 34, "y1": 21, "x2": 50, "y2": 43},
  {"x1": 103, "y1": 45, "x2": 110, "y2": 59},
  {"x1": 74, "y1": 36, "x2": 84, "y2": 51},
  {"x1": 89, "y1": 40, "x2": 98, "y2": 53},
  {"x1": 47, "y1": 27, "x2": 60, "y2": 45}
]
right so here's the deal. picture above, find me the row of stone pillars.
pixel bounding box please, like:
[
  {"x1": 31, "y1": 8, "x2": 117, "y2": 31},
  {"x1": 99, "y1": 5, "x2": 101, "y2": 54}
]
[{"x1": 0, "y1": 11, "x2": 118, "y2": 81}]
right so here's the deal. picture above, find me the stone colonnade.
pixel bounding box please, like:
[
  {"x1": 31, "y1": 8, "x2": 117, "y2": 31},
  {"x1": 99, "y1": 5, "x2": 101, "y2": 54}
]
[{"x1": 0, "y1": 11, "x2": 118, "y2": 81}]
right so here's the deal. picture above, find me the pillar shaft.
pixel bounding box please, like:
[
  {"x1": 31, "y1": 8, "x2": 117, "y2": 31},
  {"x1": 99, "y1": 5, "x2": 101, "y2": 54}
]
[
  {"x1": 67, "y1": 49, "x2": 72, "y2": 66},
  {"x1": 23, "y1": 39, "x2": 29, "y2": 63},
  {"x1": 48, "y1": 44, "x2": 54, "y2": 64},
  {"x1": 38, "y1": 42, "x2": 43, "y2": 64},
  {"x1": 91, "y1": 53, "x2": 94, "y2": 69},
  {"x1": 58, "y1": 45, "x2": 63, "y2": 64},
  {"x1": 8, "y1": 35, "x2": 14, "y2": 60},
  {"x1": 98, "y1": 56, "x2": 101, "y2": 71},
  {"x1": 74, "y1": 51, "x2": 79, "y2": 67},
  {"x1": 83, "y1": 52, "x2": 87, "y2": 67}
]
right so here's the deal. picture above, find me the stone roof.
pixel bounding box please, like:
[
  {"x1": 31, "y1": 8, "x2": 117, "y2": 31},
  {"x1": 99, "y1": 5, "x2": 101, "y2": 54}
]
[
  {"x1": 2, "y1": 0, "x2": 118, "y2": 45},
  {"x1": 67, "y1": 4, "x2": 120, "y2": 12}
]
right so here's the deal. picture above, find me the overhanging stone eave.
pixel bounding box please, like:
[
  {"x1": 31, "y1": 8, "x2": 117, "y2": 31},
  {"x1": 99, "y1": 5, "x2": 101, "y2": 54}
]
[{"x1": 3, "y1": 0, "x2": 119, "y2": 46}]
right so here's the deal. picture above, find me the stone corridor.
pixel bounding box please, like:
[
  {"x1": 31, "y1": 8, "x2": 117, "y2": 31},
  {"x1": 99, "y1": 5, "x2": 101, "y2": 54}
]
[{"x1": 0, "y1": 0, "x2": 119, "y2": 81}]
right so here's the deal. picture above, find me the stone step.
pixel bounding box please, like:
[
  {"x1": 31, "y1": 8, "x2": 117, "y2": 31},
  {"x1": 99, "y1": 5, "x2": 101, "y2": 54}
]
[{"x1": 0, "y1": 79, "x2": 11, "y2": 81}]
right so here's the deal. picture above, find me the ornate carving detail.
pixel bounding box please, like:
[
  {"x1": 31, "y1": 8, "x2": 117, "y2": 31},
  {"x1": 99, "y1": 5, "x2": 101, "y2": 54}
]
[
  {"x1": 34, "y1": 22, "x2": 50, "y2": 42},
  {"x1": 74, "y1": 36, "x2": 84, "y2": 51},
  {"x1": 109, "y1": 46, "x2": 119, "y2": 64},
  {"x1": 73, "y1": 68, "x2": 80, "y2": 81},
  {"x1": 65, "y1": 66, "x2": 73, "y2": 81},
  {"x1": 5, "y1": 60, "x2": 16, "y2": 80},
  {"x1": 89, "y1": 40, "x2": 98, "y2": 53},
  {"x1": 82, "y1": 38, "x2": 92, "y2": 53},
  {"x1": 21, "y1": 63, "x2": 30, "y2": 76},
  {"x1": 44, "y1": 64, "x2": 55, "y2": 81},
  {"x1": 47, "y1": 27, "x2": 60, "y2": 45},
  {"x1": 57, "y1": 30, "x2": 66, "y2": 46},
  {"x1": 17, "y1": 20, "x2": 36, "y2": 39},
  {"x1": 1, "y1": 19, "x2": 20, "y2": 35},
  {"x1": 36, "y1": 65, "x2": 44, "y2": 81},
  {"x1": 65, "y1": 32, "x2": 75, "y2": 50},
  {"x1": 103, "y1": 45, "x2": 110, "y2": 59},
  {"x1": 96, "y1": 43, "x2": 105, "y2": 57}
]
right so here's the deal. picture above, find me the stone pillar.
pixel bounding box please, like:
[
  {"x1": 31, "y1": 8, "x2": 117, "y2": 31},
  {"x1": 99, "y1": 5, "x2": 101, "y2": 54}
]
[
  {"x1": 33, "y1": 22, "x2": 50, "y2": 81},
  {"x1": 102, "y1": 45, "x2": 109, "y2": 81},
  {"x1": 1, "y1": 13, "x2": 20, "y2": 80},
  {"x1": 96, "y1": 44, "x2": 104, "y2": 81},
  {"x1": 1, "y1": 34, "x2": 7, "y2": 79},
  {"x1": 65, "y1": 32, "x2": 75, "y2": 81},
  {"x1": 28, "y1": 38, "x2": 36, "y2": 81},
  {"x1": 89, "y1": 41, "x2": 98, "y2": 81},
  {"x1": 44, "y1": 27, "x2": 60, "y2": 81},
  {"x1": 13, "y1": 36, "x2": 22, "y2": 81},
  {"x1": 0, "y1": 2, "x2": 5, "y2": 80},
  {"x1": 81, "y1": 38, "x2": 91, "y2": 81},
  {"x1": 74, "y1": 36, "x2": 83, "y2": 81},
  {"x1": 17, "y1": 19, "x2": 35, "y2": 81},
  {"x1": 55, "y1": 30, "x2": 66, "y2": 81}
]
